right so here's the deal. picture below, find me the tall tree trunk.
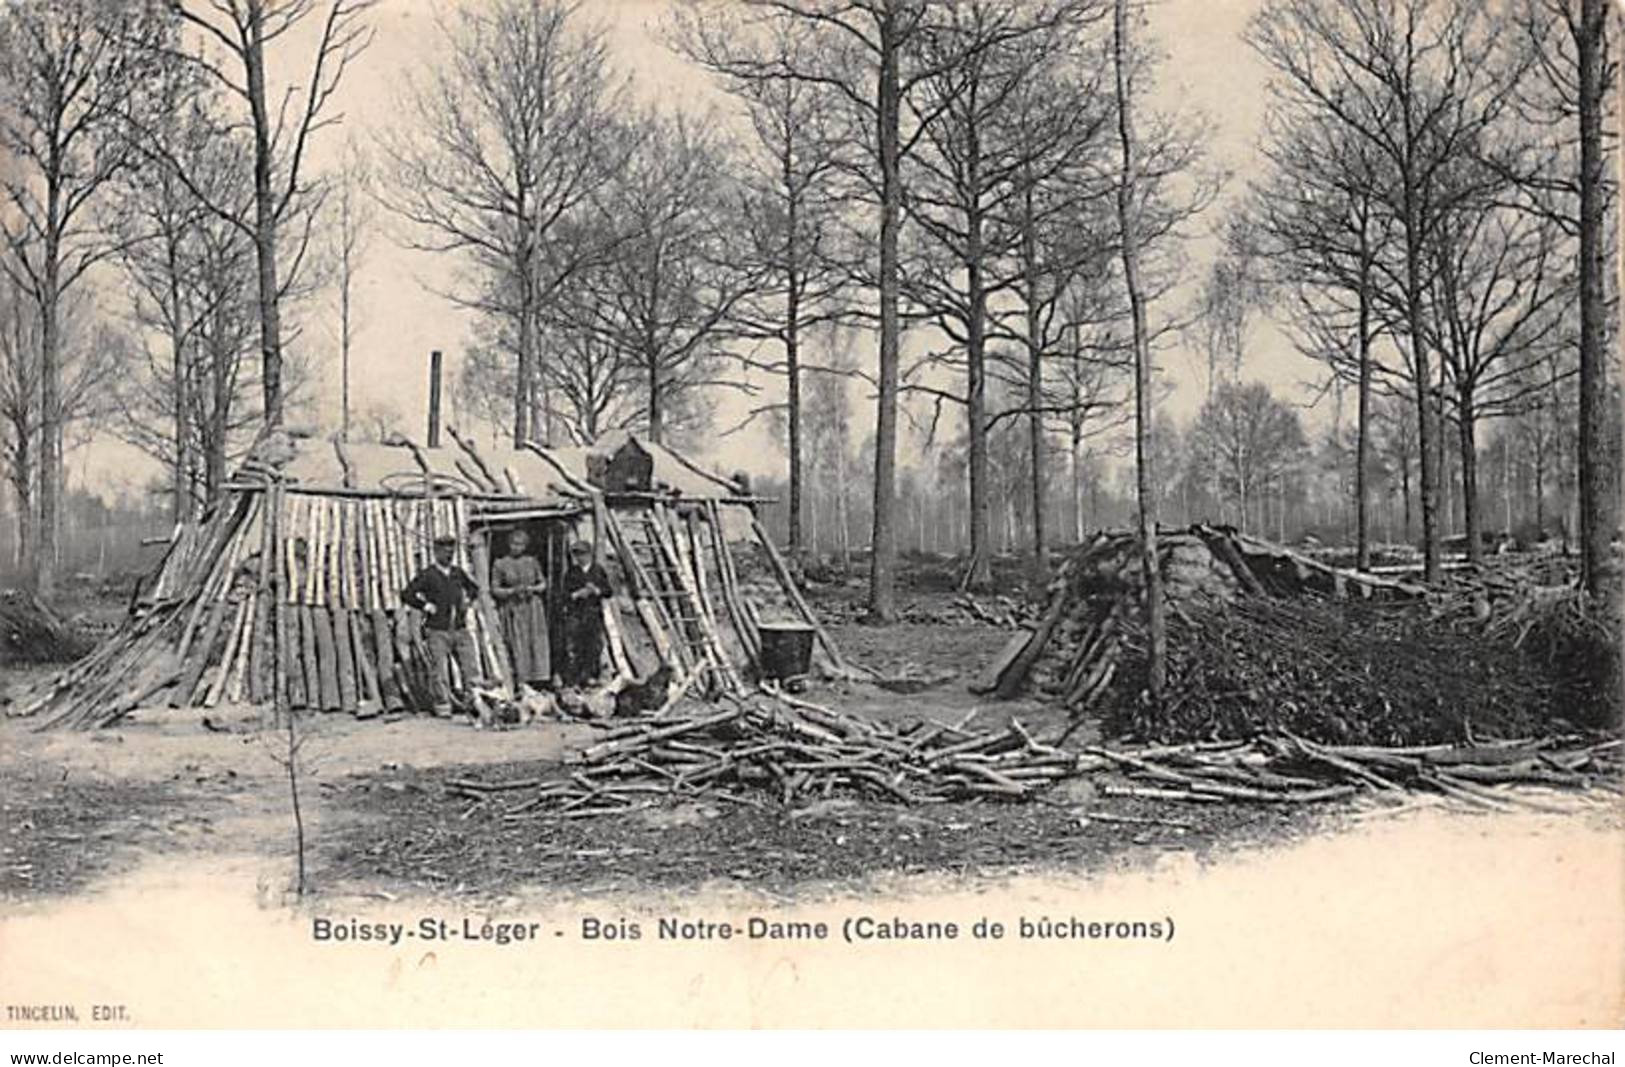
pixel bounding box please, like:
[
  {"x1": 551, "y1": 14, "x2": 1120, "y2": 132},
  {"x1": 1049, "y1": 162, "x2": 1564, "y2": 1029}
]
[
  {"x1": 1401, "y1": 447, "x2": 1413, "y2": 542},
  {"x1": 867, "y1": 7, "x2": 901, "y2": 621},
  {"x1": 646, "y1": 355, "x2": 663, "y2": 446},
  {"x1": 1354, "y1": 224, "x2": 1372, "y2": 570},
  {"x1": 36, "y1": 216, "x2": 61, "y2": 599},
  {"x1": 1024, "y1": 185, "x2": 1046, "y2": 586},
  {"x1": 513, "y1": 247, "x2": 534, "y2": 447},
  {"x1": 207, "y1": 310, "x2": 230, "y2": 502},
  {"x1": 1577, "y1": 0, "x2": 1615, "y2": 594},
  {"x1": 539, "y1": 362, "x2": 553, "y2": 447},
  {"x1": 1405, "y1": 285, "x2": 1440, "y2": 580},
  {"x1": 1459, "y1": 389, "x2": 1481, "y2": 565},
  {"x1": 1396, "y1": 71, "x2": 1441, "y2": 582},
  {"x1": 837, "y1": 443, "x2": 852, "y2": 577},
  {"x1": 10, "y1": 446, "x2": 32, "y2": 584},
  {"x1": 340, "y1": 231, "x2": 352, "y2": 444},
  {"x1": 1503, "y1": 433, "x2": 1513, "y2": 537},
  {"x1": 168, "y1": 238, "x2": 193, "y2": 522},
  {"x1": 245, "y1": 10, "x2": 285, "y2": 429},
  {"x1": 806, "y1": 452, "x2": 819, "y2": 557},
  {"x1": 965, "y1": 186, "x2": 991, "y2": 589},
  {"x1": 836, "y1": 392, "x2": 852, "y2": 576},
  {"x1": 1114, "y1": 0, "x2": 1164, "y2": 701},
  {"x1": 786, "y1": 270, "x2": 804, "y2": 557},
  {"x1": 1436, "y1": 385, "x2": 1452, "y2": 543},
  {"x1": 1536, "y1": 433, "x2": 1547, "y2": 538},
  {"x1": 1071, "y1": 427, "x2": 1084, "y2": 543}
]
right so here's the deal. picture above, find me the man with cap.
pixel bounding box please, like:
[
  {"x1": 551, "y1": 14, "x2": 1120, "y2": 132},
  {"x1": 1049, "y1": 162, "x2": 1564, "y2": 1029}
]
[
  {"x1": 401, "y1": 534, "x2": 485, "y2": 716},
  {"x1": 560, "y1": 539, "x2": 614, "y2": 688}
]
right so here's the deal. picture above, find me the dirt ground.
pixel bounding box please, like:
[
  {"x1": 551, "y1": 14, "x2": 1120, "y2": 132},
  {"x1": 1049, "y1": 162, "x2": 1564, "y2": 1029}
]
[{"x1": 0, "y1": 581, "x2": 1613, "y2": 908}]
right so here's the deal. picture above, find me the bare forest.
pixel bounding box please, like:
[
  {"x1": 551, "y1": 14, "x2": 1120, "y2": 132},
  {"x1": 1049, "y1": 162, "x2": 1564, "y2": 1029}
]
[
  {"x1": 1, "y1": 0, "x2": 1623, "y2": 945},
  {"x1": 0, "y1": 0, "x2": 1616, "y2": 616}
]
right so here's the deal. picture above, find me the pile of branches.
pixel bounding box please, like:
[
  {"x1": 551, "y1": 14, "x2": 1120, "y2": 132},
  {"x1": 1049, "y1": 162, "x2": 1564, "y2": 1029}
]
[
  {"x1": 448, "y1": 689, "x2": 1086, "y2": 819},
  {"x1": 1104, "y1": 596, "x2": 1559, "y2": 745},
  {"x1": 1089, "y1": 734, "x2": 1621, "y2": 812},
  {"x1": 1491, "y1": 586, "x2": 1622, "y2": 730},
  {"x1": 0, "y1": 590, "x2": 91, "y2": 666},
  {"x1": 994, "y1": 527, "x2": 1612, "y2": 747},
  {"x1": 443, "y1": 686, "x2": 1621, "y2": 820}
]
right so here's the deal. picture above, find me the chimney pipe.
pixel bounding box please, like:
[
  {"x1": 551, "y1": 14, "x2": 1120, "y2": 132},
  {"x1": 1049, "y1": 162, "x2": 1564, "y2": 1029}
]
[{"x1": 427, "y1": 349, "x2": 443, "y2": 449}]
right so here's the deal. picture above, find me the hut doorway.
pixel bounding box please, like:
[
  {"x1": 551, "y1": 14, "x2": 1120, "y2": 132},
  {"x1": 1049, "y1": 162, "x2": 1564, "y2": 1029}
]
[{"x1": 478, "y1": 516, "x2": 578, "y2": 689}]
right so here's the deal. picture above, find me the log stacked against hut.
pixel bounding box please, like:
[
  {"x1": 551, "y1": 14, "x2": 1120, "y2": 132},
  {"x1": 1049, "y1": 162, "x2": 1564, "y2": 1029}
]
[
  {"x1": 983, "y1": 525, "x2": 1618, "y2": 746},
  {"x1": 445, "y1": 686, "x2": 1622, "y2": 818},
  {"x1": 4, "y1": 482, "x2": 513, "y2": 730}
]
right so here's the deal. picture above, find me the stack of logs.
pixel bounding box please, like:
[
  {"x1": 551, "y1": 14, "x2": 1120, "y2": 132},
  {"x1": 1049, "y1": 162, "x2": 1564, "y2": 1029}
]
[
  {"x1": 1084, "y1": 734, "x2": 1622, "y2": 812},
  {"x1": 8, "y1": 482, "x2": 512, "y2": 729},
  {"x1": 451, "y1": 688, "x2": 1088, "y2": 819},
  {"x1": 446, "y1": 687, "x2": 1622, "y2": 818}
]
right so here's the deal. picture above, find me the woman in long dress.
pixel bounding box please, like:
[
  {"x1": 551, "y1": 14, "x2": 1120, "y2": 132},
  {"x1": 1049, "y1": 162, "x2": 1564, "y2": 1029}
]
[{"x1": 491, "y1": 528, "x2": 551, "y2": 688}]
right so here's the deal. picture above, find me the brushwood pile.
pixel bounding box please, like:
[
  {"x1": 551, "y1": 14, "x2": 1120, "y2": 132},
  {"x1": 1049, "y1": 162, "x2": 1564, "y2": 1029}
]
[
  {"x1": 0, "y1": 590, "x2": 92, "y2": 667},
  {"x1": 1001, "y1": 526, "x2": 1621, "y2": 746}
]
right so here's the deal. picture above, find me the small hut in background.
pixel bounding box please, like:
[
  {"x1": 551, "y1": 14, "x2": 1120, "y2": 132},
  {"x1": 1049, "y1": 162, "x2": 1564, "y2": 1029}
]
[{"x1": 8, "y1": 431, "x2": 839, "y2": 729}]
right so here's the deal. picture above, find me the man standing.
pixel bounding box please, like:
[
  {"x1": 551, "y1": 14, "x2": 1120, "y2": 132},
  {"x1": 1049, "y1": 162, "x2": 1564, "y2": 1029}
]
[
  {"x1": 402, "y1": 534, "x2": 484, "y2": 717},
  {"x1": 561, "y1": 540, "x2": 613, "y2": 688}
]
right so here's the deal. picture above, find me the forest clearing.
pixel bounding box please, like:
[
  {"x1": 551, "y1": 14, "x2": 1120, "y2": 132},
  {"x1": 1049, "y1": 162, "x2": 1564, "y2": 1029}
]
[
  {"x1": 3, "y1": 533, "x2": 1618, "y2": 904},
  {"x1": 0, "y1": 2, "x2": 1621, "y2": 1042}
]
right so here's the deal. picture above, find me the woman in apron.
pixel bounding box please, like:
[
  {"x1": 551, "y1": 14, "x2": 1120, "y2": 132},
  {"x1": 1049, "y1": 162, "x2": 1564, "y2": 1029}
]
[{"x1": 490, "y1": 528, "x2": 552, "y2": 689}]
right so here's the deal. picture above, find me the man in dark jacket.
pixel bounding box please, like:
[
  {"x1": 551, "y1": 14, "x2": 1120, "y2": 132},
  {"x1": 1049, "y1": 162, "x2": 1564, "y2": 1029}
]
[
  {"x1": 402, "y1": 534, "x2": 484, "y2": 716},
  {"x1": 561, "y1": 540, "x2": 614, "y2": 688}
]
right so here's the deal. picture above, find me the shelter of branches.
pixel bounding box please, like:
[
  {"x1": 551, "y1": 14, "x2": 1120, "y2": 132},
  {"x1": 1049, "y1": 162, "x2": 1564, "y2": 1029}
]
[{"x1": 8, "y1": 431, "x2": 837, "y2": 729}]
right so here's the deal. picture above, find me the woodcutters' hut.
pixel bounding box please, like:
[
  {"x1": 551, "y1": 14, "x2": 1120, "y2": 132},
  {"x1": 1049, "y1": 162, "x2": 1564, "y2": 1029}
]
[
  {"x1": 9, "y1": 432, "x2": 838, "y2": 729},
  {"x1": 521, "y1": 433, "x2": 848, "y2": 697}
]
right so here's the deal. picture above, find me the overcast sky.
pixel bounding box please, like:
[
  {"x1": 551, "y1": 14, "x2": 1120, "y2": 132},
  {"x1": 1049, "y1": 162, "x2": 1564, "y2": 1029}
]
[{"x1": 76, "y1": 0, "x2": 1308, "y2": 500}]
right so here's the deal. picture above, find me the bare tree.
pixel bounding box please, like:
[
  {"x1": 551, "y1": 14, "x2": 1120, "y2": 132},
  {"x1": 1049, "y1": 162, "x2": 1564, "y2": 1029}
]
[
  {"x1": 1188, "y1": 252, "x2": 1258, "y2": 402},
  {"x1": 1247, "y1": 0, "x2": 1529, "y2": 584},
  {"x1": 1113, "y1": 0, "x2": 1164, "y2": 700},
  {"x1": 1241, "y1": 105, "x2": 1401, "y2": 570},
  {"x1": 0, "y1": 0, "x2": 166, "y2": 595},
  {"x1": 997, "y1": 54, "x2": 1125, "y2": 582},
  {"x1": 0, "y1": 275, "x2": 42, "y2": 573},
  {"x1": 1498, "y1": 0, "x2": 1618, "y2": 588},
  {"x1": 332, "y1": 135, "x2": 371, "y2": 442},
  {"x1": 1573, "y1": 0, "x2": 1616, "y2": 593},
  {"x1": 896, "y1": 0, "x2": 1108, "y2": 590},
  {"x1": 802, "y1": 325, "x2": 861, "y2": 570},
  {"x1": 537, "y1": 323, "x2": 639, "y2": 445},
  {"x1": 1047, "y1": 309, "x2": 1133, "y2": 544},
  {"x1": 675, "y1": 0, "x2": 951, "y2": 621},
  {"x1": 110, "y1": 213, "x2": 265, "y2": 511},
  {"x1": 682, "y1": 21, "x2": 854, "y2": 558},
  {"x1": 1427, "y1": 193, "x2": 1572, "y2": 562},
  {"x1": 160, "y1": 0, "x2": 374, "y2": 432},
  {"x1": 1188, "y1": 381, "x2": 1308, "y2": 533},
  {"x1": 461, "y1": 278, "x2": 643, "y2": 448},
  {"x1": 0, "y1": 278, "x2": 122, "y2": 574},
  {"x1": 562, "y1": 109, "x2": 757, "y2": 446},
  {"x1": 380, "y1": 0, "x2": 625, "y2": 449},
  {"x1": 104, "y1": 59, "x2": 264, "y2": 518}
]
